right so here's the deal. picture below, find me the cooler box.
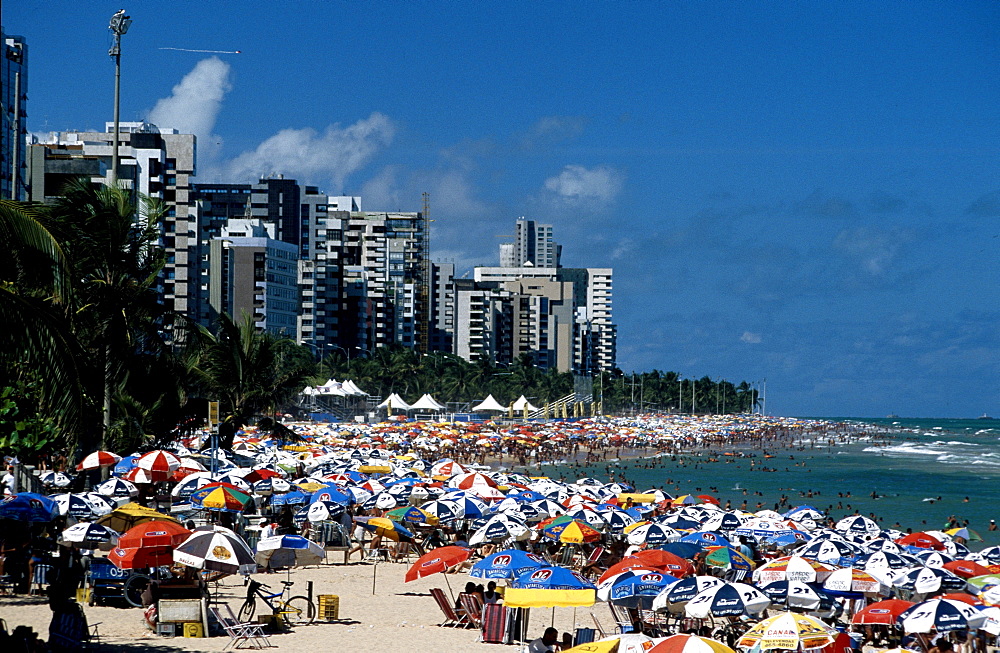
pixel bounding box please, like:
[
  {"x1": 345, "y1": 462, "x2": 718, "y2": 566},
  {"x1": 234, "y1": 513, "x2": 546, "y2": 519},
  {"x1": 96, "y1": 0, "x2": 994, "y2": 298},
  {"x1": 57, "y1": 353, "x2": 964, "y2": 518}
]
[{"x1": 318, "y1": 594, "x2": 339, "y2": 620}]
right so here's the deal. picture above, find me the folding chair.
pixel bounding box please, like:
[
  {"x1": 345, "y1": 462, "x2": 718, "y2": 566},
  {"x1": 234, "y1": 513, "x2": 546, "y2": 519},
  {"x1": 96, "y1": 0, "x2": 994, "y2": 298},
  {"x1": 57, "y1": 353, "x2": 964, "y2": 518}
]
[
  {"x1": 574, "y1": 627, "x2": 597, "y2": 646},
  {"x1": 209, "y1": 605, "x2": 274, "y2": 649},
  {"x1": 459, "y1": 592, "x2": 484, "y2": 629},
  {"x1": 481, "y1": 603, "x2": 507, "y2": 644},
  {"x1": 590, "y1": 612, "x2": 608, "y2": 639},
  {"x1": 429, "y1": 588, "x2": 470, "y2": 628},
  {"x1": 609, "y1": 603, "x2": 641, "y2": 634}
]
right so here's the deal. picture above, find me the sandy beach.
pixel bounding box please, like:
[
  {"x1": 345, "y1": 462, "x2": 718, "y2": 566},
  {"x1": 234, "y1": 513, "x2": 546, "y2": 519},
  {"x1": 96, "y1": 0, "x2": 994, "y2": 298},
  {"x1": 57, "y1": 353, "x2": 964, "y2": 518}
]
[{"x1": 1, "y1": 556, "x2": 583, "y2": 652}]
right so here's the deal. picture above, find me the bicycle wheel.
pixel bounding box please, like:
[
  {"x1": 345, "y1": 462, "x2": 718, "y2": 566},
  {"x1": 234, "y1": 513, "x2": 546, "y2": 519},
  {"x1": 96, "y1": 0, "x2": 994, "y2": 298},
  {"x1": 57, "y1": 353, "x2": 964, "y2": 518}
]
[
  {"x1": 123, "y1": 574, "x2": 150, "y2": 608},
  {"x1": 281, "y1": 596, "x2": 315, "y2": 626},
  {"x1": 238, "y1": 598, "x2": 257, "y2": 622}
]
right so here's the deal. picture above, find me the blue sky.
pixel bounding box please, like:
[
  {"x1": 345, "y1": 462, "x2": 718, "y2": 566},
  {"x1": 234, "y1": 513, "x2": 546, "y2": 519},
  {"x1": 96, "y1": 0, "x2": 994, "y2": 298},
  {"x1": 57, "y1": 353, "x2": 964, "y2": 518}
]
[{"x1": 7, "y1": 2, "x2": 999, "y2": 418}]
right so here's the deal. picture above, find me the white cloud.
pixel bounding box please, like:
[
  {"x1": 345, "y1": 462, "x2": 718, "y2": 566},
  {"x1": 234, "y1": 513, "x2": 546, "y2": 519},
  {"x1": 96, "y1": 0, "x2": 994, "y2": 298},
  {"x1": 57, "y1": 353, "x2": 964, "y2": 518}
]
[
  {"x1": 833, "y1": 227, "x2": 911, "y2": 276},
  {"x1": 224, "y1": 113, "x2": 395, "y2": 192},
  {"x1": 741, "y1": 331, "x2": 762, "y2": 344},
  {"x1": 543, "y1": 164, "x2": 623, "y2": 204},
  {"x1": 147, "y1": 57, "x2": 232, "y2": 158}
]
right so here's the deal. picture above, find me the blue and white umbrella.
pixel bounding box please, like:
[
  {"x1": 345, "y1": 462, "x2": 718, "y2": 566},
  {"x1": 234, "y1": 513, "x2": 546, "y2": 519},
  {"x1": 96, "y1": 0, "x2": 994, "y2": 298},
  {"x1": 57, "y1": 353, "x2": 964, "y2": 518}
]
[
  {"x1": 897, "y1": 598, "x2": 987, "y2": 633},
  {"x1": 254, "y1": 534, "x2": 325, "y2": 569},
  {"x1": 684, "y1": 582, "x2": 770, "y2": 618},
  {"x1": 469, "y1": 514, "x2": 530, "y2": 545},
  {"x1": 758, "y1": 580, "x2": 838, "y2": 612},
  {"x1": 784, "y1": 505, "x2": 825, "y2": 521},
  {"x1": 626, "y1": 523, "x2": 681, "y2": 547},
  {"x1": 59, "y1": 521, "x2": 119, "y2": 549},
  {"x1": 599, "y1": 570, "x2": 679, "y2": 609},
  {"x1": 310, "y1": 485, "x2": 353, "y2": 506},
  {"x1": 305, "y1": 500, "x2": 346, "y2": 523},
  {"x1": 471, "y1": 549, "x2": 547, "y2": 579},
  {"x1": 681, "y1": 531, "x2": 731, "y2": 548},
  {"x1": 53, "y1": 493, "x2": 113, "y2": 520},
  {"x1": 421, "y1": 499, "x2": 463, "y2": 523},
  {"x1": 0, "y1": 492, "x2": 59, "y2": 522},
  {"x1": 272, "y1": 490, "x2": 310, "y2": 507},
  {"x1": 892, "y1": 567, "x2": 966, "y2": 594},
  {"x1": 95, "y1": 477, "x2": 138, "y2": 499},
  {"x1": 651, "y1": 575, "x2": 726, "y2": 613},
  {"x1": 913, "y1": 550, "x2": 953, "y2": 568},
  {"x1": 600, "y1": 509, "x2": 638, "y2": 534},
  {"x1": 794, "y1": 538, "x2": 863, "y2": 564},
  {"x1": 835, "y1": 515, "x2": 881, "y2": 536}
]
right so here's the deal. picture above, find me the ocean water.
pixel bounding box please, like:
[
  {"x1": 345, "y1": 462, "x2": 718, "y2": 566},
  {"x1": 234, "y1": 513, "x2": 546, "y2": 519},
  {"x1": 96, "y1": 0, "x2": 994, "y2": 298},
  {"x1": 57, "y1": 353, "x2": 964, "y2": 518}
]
[{"x1": 539, "y1": 417, "x2": 1000, "y2": 548}]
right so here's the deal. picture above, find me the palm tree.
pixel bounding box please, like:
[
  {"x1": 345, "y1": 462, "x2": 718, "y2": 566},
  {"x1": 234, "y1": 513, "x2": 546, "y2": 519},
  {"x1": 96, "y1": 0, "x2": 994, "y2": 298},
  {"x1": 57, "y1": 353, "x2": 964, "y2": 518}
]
[{"x1": 194, "y1": 313, "x2": 311, "y2": 450}]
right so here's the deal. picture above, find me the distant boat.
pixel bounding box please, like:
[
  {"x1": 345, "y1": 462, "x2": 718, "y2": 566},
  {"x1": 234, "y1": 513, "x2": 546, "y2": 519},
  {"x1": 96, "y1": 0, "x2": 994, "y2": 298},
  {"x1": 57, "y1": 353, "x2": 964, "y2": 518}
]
[
  {"x1": 886, "y1": 414, "x2": 899, "y2": 419},
  {"x1": 978, "y1": 413, "x2": 993, "y2": 420}
]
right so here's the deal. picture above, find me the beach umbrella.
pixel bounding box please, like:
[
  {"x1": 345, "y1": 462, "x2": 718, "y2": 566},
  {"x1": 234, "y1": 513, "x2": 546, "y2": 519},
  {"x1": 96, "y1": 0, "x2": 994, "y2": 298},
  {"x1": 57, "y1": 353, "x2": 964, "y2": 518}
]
[
  {"x1": 942, "y1": 559, "x2": 992, "y2": 579},
  {"x1": 404, "y1": 545, "x2": 471, "y2": 582},
  {"x1": 134, "y1": 449, "x2": 181, "y2": 481},
  {"x1": 822, "y1": 567, "x2": 886, "y2": 597},
  {"x1": 174, "y1": 526, "x2": 256, "y2": 576},
  {"x1": 38, "y1": 470, "x2": 72, "y2": 488},
  {"x1": 471, "y1": 549, "x2": 548, "y2": 579},
  {"x1": 59, "y1": 522, "x2": 119, "y2": 550},
  {"x1": 648, "y1": 634, "x2": 736, "y2": 653},
  {"x1": 190, "y1": 483, "x2": 253, "y2": 513},
  {"x1": 625, "y1": 522, "x2": 681, "y2": 547},
  {"x1": 703, "y1": 546, "x2": 755, "y2": 575},
  {"x1": 757, "y1": 580, "x2": 838, "y2": 612},
  {"x1": 851, "y1": 598, "x2": 916, "y2": 625},
  {"x1": 891, "y1": 567, "x2": 967, "y2": 594},
  {"x1": 865, "y1": 538, "x2": 905, "y2": 554},
  {"x1": 310, "y1": 485, "x2": 353, "y2": 506},
  {"x1": 895, "y1": 532, "x2": 945, "y2": 551},
  {"x1": 737, "y1": 611, "x2": 837, "y2": 651},
  {"x1": 448, "y1": 471, "x2": 498, "y2": 490},
  {"x1": 95, "y1": 477, "x2": 139, "y2": 499},
  {"x1": 631, "y1": 549, "x2": 695, "y2": 578},
  {"x1": 700, "y1": 511, "x2": 745, "y2": 533},
  {"x1": 511, "y1": 566, "x2": 596, "y2": 590},
  {"x1": 599, "y1": 558, "x2": 662, "y2": 584},
  {"x1": 654, "y1": 541, "x2": 704, "y2": 559},
  {"x1": 784, "y1": 506, "x2": 825, "y2": 521},
  {"x1": 52, "y1": 493, "x2": 112, "y2": 520},
  {"x1": 913, "y1": 550, "x2": 953, "y2": 568},
  {"x1": 651, "y1": 575, "x2": 726, "y2": 612},
  {"x1": 680, "y1": 531, "x2": 731, "y2": 548},
  {"x1": 532, "y1": 499, "x2": 567, "y2": 518},
  {"x1": 354, "y1": 516, "x2": 414, "y2": 542},
  {"x1": 76, "y1": 450, "x2": 122, "y2": 471},
  {"x1": 945, "y1": 527, "x2": 982, "y2": 542},
  {"x1": 110, "y1": 520, "x2": 192, "y2": 570},
  {"x1": 734, "y1": 518, "x2": 793, "y2": 541},
  {"x1": 855, "y1": 551, "x2": 920, "y2": 572},
  {"x1": 974, "y1": 546, "x2": 1000, "y2": 565},
  {"x1": 684, "y1": 582, "x2": 770, "y2": 618},
  {"x1": 469, "y1": 514, "x2": 531, "y2": 545},
  {"x1": 599, "y1": 570, "x2": 679, "y2": 609},
  {"x1": 794, "y1": 538, "x2": 863, "y2": 563},
  {"x1": 567, "y1": 634, "x2": 656, "y2": 653},
  {"x1": 754, "y1": 556, "x2": 835, "y2": 585},
  {"x1": 421, "y1": 499, "x2": 462, "y2": 523},
  {"x1": 836, "y1": 515, "x2": 881, "y2": 536},
  {"x1": 896, "y1": 598, "x2": 987, "y2": 633},
  {"x1": 95, "y1": 502, "x2": 179, "y2": 532},
  {"x1": 542, "y1": 518, "x2": 602, "y2": 544},
  {"x1": 0, "y1": 492, "x2": 59, "y2": 522},
  {"x1": 306, "y1": 500, "x2": 346, "y2": 522},
  {"x1": 362, "y1": 491, "x2": 401, "y2": 511},
  {"x1": 254, "y1": 534, "x2": 325, "y2": 569},
  {"x1": 386, "y1": 505, "x2": 439, "y2": 526},
  {"x1": 272, "y1": 490, "x2": 310, "y2": 507}
]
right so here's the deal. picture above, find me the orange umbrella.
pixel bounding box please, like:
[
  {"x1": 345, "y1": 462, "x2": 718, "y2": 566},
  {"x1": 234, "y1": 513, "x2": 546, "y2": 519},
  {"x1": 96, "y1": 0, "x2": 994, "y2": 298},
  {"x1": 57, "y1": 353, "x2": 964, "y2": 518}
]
[
  {"x1": 895, "y1": 531, "x2": 944, "y2": 550},
  {"x1": 944, "y1": 560, "x2": 992, "y2": 579},
  {"x1": 110, "y1": 520, "x2": 191, "y2": 570},
  {"x1": 851, "y1": 598, "x2": 915, "y2": 625},
  {"x1": 633, "y1": 549, "x2": 695, "y2": 577},
  {"x1": 599, "y1": 557, "x2": 661, "y2": 583},
  {"x1": 404, "y1": 545, "x2": 471, "y2": 582}
]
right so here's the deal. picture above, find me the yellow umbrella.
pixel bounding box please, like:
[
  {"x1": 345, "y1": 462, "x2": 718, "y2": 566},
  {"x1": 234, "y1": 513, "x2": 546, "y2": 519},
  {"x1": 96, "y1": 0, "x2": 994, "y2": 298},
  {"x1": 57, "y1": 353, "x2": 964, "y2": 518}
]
[
  {"x1": 563, "y1": 639, "x2": 620, "y2": 653},
  {"x1": 737, "y1": 612, "x2": 836, "y2": 651},
  {"x1": 503, "y1": 587, "x2": 595, "y2": 608},
  {"x1": 95, "y1": 502, "x2": 179, "y2": 533}
]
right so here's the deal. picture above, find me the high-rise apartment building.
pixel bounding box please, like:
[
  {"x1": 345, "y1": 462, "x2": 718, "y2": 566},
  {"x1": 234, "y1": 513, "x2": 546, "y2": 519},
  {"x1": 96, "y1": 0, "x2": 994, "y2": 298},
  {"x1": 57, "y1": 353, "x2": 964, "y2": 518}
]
[
  {"x1": 208, "y1": 219, "x2": 299, "y2": 335},
  {"x1": 499, "y1": 218, "x2": 561, "y2": 268},
  {"x1": 27, "y1": 121, "x2": 196, "y2": 322},
  {"x1": 2, "y1": 30, "x2": 28, "y2": 200}
]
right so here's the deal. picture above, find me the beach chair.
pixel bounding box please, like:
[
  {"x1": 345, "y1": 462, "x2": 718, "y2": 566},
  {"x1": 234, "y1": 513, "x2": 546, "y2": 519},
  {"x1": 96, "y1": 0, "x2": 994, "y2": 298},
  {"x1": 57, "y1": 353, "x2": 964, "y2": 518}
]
[
  {"x1": 609, "y1": 603, "x2": 642, "y2": 634},
  {"x1": 481, "y1": 603, "x2": 507, "y2": 644},
  {"x1": 209, "y1": 605, "x2": 274, "y2": 650},
  {"x1": 574, "y1": 627, "x2": 597, "y2": 646},
  {"x1": 459, "y1": 592, "x2": 484, "y2": 629},
  {"x1": 30, "y1": 562, "x2": 51, "y2": 595},
  {"x1": 430, "y1": 587, "x2": 469, "y2": 628},
  {"x1": 590, "y1": 612, "x2": 608, "y2": 639},
  {"x1": 578, "y1": 545, "x2": 606, "y2": 578}
]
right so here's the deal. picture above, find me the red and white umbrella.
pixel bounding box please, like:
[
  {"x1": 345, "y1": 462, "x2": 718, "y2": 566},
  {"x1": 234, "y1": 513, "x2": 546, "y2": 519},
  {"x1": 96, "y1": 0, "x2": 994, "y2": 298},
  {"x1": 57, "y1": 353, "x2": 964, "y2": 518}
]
[
  {"x1": 76, "y1": 451, "x2": 122, "y2": 471},
  {"x1": 135, "y1": 450, "x2": 181, "y2": 481},
  {"x1": 448, "y1": 472, "x2": 498, "y2": 490}
]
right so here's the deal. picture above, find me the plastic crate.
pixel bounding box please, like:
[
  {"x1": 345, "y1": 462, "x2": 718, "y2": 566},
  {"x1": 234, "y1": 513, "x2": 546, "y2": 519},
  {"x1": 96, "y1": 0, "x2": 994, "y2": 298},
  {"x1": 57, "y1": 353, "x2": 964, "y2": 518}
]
[
  {"x1": 317, "y1": 594, "x2": 339, "y2": 620},
  {"x1": 182, "y1": 622, "x2": 204, "y2": 638},
  {"x1": 156, "y1": 623, "x2": 177, "y2": 637}
]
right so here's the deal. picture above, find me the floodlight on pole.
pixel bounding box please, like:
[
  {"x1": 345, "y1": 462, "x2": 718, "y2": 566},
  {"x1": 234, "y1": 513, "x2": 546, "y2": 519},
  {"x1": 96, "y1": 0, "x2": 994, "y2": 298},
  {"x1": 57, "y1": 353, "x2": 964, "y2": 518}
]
[{"x1": 108, "y1": 9, "x2": 131, "y2": 186}]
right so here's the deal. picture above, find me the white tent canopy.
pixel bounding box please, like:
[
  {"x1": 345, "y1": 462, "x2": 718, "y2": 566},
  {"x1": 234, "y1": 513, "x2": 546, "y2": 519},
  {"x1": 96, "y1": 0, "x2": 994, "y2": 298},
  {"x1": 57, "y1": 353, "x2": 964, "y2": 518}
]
[
  {"x1": 512, "y1": 395, "x2": 539, "y2": 412},
  {"x1": 341, "y1": 380, "x2": 368, "y2": 396},
  {"x1": 472, "y1": 394, "x2": 507, "y2": 412},
  {"x1": 377, "y1": 393, "x2": 412, "y2": 411},
  {"x1": 409, "y1": 394, "x2": 447, "y2": 411},
  {"x1": 307, "y1": 379, "x2": 368, "y2": 396}
]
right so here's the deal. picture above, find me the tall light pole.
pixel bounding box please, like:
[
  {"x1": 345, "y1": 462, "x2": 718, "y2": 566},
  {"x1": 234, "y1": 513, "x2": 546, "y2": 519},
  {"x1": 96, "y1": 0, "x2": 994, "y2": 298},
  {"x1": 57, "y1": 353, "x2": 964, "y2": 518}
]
[{"x1": 108, "y1": 9, "x2": 131, "y2": 186}]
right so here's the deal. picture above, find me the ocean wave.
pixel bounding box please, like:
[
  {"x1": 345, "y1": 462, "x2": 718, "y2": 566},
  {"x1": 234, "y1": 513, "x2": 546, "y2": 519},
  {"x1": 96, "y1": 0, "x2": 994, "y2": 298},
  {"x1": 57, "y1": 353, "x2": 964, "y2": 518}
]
[{"x1": 932, "y1": 440, "x2": 979, "y2": 446}]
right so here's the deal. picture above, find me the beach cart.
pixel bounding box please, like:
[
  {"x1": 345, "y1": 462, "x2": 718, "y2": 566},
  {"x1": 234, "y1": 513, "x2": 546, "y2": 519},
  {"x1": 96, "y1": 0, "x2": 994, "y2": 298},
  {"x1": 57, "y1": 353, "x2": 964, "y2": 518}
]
[{"x1": 86, "y1": 558, "x2": 147, "y2": 607}]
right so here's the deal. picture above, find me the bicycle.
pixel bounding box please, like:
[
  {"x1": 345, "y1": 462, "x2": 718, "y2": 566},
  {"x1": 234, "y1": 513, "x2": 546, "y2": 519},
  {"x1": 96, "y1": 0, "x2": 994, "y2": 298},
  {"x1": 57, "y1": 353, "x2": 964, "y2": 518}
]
[{"x1": 238, "y1": 578, "x2": 315, "y2": 626}]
